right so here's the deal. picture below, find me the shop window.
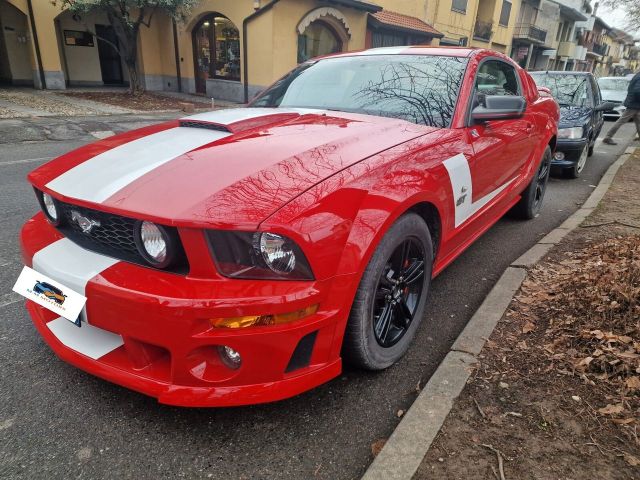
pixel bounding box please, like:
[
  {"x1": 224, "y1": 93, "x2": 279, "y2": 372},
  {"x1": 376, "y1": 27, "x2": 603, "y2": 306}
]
[
  {"x1": 297, "y1": 21, "x2": 342, "y2": 63},
  {"x1": 372, "y1": 31, "x2": 428, "y2": 48},
  {"x1": 193, "y1": 14, "x2": 240, "y2": 94}
]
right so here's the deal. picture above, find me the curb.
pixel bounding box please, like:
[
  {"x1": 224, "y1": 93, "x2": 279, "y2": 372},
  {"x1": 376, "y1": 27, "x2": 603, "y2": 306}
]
[{"x1": 361, "y1": 146, "x2": 635, "y2": 480}]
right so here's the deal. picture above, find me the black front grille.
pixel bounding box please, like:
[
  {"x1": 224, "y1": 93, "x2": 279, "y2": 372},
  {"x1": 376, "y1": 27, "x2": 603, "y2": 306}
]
[{"x1": 56, "y1": 202, "x2": 189, "y2": 274}]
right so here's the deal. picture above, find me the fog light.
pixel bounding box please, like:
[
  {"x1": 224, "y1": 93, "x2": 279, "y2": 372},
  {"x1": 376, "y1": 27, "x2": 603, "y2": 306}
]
[
  {"x1": 554, "y1": 151, "x2": 565, "y2": 160},
  {"x1": 210, "y1": 304, "x2": 319, "y2": 329},
  {"x1": 218, "y1": 345, "x2": 242, "y2": 370}
]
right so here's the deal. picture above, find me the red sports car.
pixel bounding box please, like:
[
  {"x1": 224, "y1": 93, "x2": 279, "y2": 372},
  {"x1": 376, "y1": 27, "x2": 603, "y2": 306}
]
[{"x1": 20, "y1": 47, "x2": 558, "y2": 407}]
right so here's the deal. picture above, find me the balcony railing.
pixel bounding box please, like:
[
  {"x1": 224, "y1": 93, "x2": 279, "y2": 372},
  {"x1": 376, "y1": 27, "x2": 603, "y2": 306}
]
[
  {"x1": 592, "y1": 43, "x2": 608, "y2": 56},
  {"x1": 513, "y1": 23, "x2": 547, "y2": 43},
  {"x1": 474, "y1": 20, "x2": 493, "y2": 42}
]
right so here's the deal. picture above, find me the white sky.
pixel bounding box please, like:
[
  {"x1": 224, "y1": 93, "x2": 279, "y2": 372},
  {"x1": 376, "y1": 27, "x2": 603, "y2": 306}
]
[{"x1": 598, "y1": 5, "x2": 639, "y2": 37}]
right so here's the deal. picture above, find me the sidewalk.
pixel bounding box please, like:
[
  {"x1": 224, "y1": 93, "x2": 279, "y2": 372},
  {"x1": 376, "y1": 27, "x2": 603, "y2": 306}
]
[
  {"x1": 0, "y1": 87, "x2": 240, "y2": 119},
  {"x1": 413, "y1": 150, "x2": 640, "y2": 479}
]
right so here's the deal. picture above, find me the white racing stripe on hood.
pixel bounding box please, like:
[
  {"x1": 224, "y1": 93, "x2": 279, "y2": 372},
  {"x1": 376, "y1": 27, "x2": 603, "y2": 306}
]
[
  {"x1": 33, "y1": 238, "x2": 124, "y2": 359},
  {"x1": 46, "y1": 127, "x2": 231, "y2": 204}
]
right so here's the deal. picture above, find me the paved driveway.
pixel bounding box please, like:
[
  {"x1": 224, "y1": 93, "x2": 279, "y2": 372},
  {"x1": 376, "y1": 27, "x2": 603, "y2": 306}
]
[{"x1": 0, "y1": 118, "x2": 636, "y2": 479}]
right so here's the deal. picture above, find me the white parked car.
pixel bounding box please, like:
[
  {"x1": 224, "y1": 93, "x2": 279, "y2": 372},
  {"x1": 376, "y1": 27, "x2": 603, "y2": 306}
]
[{"x1": 598, "y1": 77, "x2": 630, "y2": 119}]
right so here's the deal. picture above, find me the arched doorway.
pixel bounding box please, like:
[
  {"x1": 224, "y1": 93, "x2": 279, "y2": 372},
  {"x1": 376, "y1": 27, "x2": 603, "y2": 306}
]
[
  {"x1": 0, "y1": 0, "x2": 32, "y2": 85},
  {"x1": 297, "y1": 21, "x2": 342, "y2": 63},
  {"x1": 192, "y1": 13, "x2": 240, "y2": 95},
  {"x1": 296, "y1": 7, "x2": 350, "y2": 64}
]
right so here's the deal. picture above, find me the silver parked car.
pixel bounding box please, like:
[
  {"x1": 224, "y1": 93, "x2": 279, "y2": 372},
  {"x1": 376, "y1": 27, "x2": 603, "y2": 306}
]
[{"x1": 597, "y1": 77, "x2": 630, "y2": 119}]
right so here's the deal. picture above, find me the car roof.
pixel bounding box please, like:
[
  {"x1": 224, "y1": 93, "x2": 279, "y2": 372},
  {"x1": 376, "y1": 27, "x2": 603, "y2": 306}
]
[
  {"x1": 324, "y1": 46, "x2": 482, "y2": 59},
  {"x1": 530, "y1": 70, "x2": 592, "y2": 76}
]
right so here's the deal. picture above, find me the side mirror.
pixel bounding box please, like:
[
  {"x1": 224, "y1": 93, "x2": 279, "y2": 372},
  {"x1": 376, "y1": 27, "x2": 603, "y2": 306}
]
[
  {"x1": 594, "y1": 101, "x2": 615, "y2": 112},
  {"x1": 471, "y1": 95, "x2": 527, "y2": 122}
]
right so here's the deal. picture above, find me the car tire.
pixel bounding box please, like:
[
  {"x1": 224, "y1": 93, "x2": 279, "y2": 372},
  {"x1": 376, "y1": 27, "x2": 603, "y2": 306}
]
[
  {"x1": 588, "y1": 137, "x2": 594, "y2": 157},
  {"x1": 342, "y1": 213, "x2": 433, "y2": 370},
  {"x1": 565, "y1": 144, "x2": 588, "y2": 179},
  {"x1": 511, "y1": 146, "x2": 552, "y2": 219}
]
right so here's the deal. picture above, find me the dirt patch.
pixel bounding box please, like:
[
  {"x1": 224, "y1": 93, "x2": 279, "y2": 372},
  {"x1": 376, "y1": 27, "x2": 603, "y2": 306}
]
[
  {"x1": 59, "y1": 91, "x2": 213, "y2": 111},
  {"x1": 0, "y1": 89, "x2": 98, "y2": 116},
  {"x1": 414, "y1": 152, "x2": 640, "y2": 480}
]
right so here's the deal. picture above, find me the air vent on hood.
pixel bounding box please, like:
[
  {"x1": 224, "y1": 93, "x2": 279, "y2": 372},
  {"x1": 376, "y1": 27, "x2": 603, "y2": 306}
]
[{"x1": 179, "y1": 120, "x2": 231, "y2": 132}]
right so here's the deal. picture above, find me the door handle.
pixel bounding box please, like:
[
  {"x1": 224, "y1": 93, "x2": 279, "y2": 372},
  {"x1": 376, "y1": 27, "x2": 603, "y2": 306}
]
[{"x1": 525, "y1": 123, "x2": 534, "y2": 132}]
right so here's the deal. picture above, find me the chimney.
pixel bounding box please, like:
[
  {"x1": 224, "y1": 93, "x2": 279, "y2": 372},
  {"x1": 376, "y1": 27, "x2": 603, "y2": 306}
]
[{"x1": 593, "y1": 2, "x2": 598, "y2": 15}]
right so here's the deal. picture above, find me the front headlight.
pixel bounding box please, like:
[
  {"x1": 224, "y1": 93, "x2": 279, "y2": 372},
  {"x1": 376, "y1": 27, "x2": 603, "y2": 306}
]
[
  {"x1": 557, "y1": 127, "x2": 584, "y2": 139},
  {"x1": 206, "y1": 230, "x2": 314, "y2": 280},
  {"x1": 36, "y1": 189, "x2": 60, "y2": 225},
  {"x1": 135, "y1": 221, "x2": 176, "y2": 268}
]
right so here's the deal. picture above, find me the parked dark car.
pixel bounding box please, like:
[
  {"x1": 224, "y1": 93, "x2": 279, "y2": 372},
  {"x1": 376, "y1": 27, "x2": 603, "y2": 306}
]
[{"x1": 529, "y1": 71, "x2": 613, "y2": 178}]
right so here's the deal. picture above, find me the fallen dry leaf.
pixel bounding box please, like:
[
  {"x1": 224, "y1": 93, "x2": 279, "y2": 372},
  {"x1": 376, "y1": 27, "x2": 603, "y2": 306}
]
[
  {"x1": 597, "y1": 404, "x2": 624, "y2": 415},
  {"x1": 626, "y1": 376, "x2": 640, "y2": 389},
  {"x1": 522, "y1": 321, "x2": 536, "y2": 334},
  {"x1": 371, "y1": 439, "x2": 386, "y2": 457},
  {"x1": 624, "y1": 453, "x2": 640, "y2": 466}
]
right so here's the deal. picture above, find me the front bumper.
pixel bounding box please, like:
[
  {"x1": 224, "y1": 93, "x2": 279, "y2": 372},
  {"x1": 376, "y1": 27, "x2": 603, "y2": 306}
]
[
  {"x1": 21, "y1": 213, "x2": 354, "y2": 407},
  {"x1": 553, "y1": 138, "x2": 588, "y2": 168}
]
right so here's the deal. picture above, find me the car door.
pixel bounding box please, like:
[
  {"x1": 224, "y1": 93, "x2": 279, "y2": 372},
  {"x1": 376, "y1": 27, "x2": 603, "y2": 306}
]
[
  {"x1": 465, "y1": 59, "x2": 532, "y2": 200},
  {"x1": 589, "y1": 75, "x2": 604, "y2": 140}
]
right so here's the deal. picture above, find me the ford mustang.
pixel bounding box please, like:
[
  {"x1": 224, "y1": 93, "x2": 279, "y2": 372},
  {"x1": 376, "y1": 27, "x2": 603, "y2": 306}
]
[{"x1": 20, "y1": 47, "x2": 558, "y2": 407}]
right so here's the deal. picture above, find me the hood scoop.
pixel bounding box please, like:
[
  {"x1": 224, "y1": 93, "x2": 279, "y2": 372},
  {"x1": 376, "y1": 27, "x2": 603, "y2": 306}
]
[
  {"x1": 179, "y1": 108, "x2": 316, "y2": 135},
  {"x1": 179, "y1": 120, "x2": 231, "y2": 132}
]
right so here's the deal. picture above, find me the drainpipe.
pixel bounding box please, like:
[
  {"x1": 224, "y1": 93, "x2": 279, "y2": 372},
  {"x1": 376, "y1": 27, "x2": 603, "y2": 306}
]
[
  {"x1": 26, "y1": 0, "x2": 45, "y2": 89},
  {"x1": 172, "y1": 18, "x2": 182, "y2": 92},
  {"x1": 242, "y1": 0, "x2": 281, "y2": 103}
]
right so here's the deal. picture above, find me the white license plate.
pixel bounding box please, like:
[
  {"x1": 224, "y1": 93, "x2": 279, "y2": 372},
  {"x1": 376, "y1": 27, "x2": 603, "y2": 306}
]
[{"x1": 13, "y1": 266, "x2": 87, "y2": 326}]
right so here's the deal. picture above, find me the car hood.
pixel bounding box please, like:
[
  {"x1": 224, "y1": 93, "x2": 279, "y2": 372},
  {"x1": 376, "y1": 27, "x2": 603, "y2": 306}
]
[
  {"x1": 600, "y1": 89, "x2": 626, "y2": 102},
  {"x1": 558, "y1": 105, "x2": 591, "y2": 128},
  {"x1": 31, "y1": 108, "x2": 431, "y2": 228}
]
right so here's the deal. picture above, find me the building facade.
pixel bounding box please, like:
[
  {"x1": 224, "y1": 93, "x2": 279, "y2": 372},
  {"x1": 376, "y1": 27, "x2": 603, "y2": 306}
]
[{"x1": 0, "y1": 0, "x2": 636, "y2": 100}]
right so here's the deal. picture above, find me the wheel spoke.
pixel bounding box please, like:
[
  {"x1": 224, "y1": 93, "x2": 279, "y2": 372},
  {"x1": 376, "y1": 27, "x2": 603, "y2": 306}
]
[
  {"x1": 403, "y1": 260, "x2": 425, "y2": 285},
  {"x1": 374, "y1": 302, "x2": 394, "y2": 343},
  {"x1": 397, "y1": 297, "x2": 413, "y2": 326}
]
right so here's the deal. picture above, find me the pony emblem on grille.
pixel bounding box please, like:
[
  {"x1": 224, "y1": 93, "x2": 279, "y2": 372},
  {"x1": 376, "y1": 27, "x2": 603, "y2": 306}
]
[{"x1": 70, "y1": 210, "x2": 101, "y2": 234}]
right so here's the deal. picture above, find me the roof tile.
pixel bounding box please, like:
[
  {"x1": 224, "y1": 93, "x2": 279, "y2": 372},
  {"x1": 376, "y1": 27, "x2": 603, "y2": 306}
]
[{"x1": 370, "y1": 10, "x2": 443, "y2": 37}]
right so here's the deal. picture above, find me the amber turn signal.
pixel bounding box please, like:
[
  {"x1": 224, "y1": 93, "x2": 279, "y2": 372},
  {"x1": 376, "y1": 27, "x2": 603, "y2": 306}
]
[{"x1": 210, "y1": 304, "x2": 319, "y2": 329}]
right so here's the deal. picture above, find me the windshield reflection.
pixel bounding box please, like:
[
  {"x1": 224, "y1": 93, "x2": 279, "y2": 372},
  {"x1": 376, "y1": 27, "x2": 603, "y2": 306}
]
[{"x1": 251, "y1": 54, "x2": 469, "y2": 128}]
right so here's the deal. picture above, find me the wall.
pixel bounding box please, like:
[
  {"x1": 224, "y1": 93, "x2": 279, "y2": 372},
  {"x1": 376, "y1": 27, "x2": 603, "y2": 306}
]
[
  {"x1": 374, "y1": 0, "x2": 429, "y2": 19},
  {"x1": 429, "y1": 0, "x2": 478, "y2": 44},
  {"x1": 270, "y1": 0, "x2": 368, "y2": 81}
]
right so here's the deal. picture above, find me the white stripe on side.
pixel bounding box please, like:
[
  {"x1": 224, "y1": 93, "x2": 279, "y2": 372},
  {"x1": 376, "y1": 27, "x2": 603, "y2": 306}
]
[
  {"x1": 46, "y1": 127, "x2": 231, "y2": 204},
  {"x1": 443, "y1": 153, "x2": 515, "y2": 228},
  {"x1": 33, "y1": 238, "x2": 123, "y2": 359}
]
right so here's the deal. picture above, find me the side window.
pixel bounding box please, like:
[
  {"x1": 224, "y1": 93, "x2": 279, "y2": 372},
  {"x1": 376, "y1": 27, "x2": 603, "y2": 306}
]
[{"x1": 475, "y1": 60, "x2": 521, "y2": 97}]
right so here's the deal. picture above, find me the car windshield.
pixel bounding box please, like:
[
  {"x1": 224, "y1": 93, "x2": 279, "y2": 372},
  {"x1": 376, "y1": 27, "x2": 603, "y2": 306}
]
[
  {"x1": 598, "y1": 78, "x2": 629, "y2": 91},
  {"x1": 529, "y1": 73, "x2": 591, "y2": 107},
  {"x1": 251, "y1": 54, "x2": 469, "y2": 128}
]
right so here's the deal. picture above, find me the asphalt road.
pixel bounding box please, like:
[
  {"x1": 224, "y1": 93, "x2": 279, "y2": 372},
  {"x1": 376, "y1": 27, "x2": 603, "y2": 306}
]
[{"x1": 0, "y1": 117, "x2": 636, "y2": 480}]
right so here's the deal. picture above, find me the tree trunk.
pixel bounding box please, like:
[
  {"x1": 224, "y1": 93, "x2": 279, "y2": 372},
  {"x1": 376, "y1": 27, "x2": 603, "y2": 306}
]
[
  {"x1": 125, "y1": 59, "x2": 142, "y2": 95},
  {"x1": 105, "y1": 8, "x2": 144, "y2": 95}
]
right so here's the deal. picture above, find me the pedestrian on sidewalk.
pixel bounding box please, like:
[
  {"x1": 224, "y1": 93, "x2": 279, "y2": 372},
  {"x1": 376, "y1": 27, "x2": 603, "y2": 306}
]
[{"x1": 603, "y1": 71, "x2": 640, "y2": 145}]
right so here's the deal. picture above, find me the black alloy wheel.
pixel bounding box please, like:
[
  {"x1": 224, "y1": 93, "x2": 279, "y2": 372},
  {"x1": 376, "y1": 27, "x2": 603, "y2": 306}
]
[
  {"x1": 373, "y1": 238, "x2": 426, "y2": 347},
  {"x1": 343, "y1": 213, "x2": 433, "y2": 370},
  {"x1": 532, "y1": 150, "x2": 551, "y2": 211}
]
